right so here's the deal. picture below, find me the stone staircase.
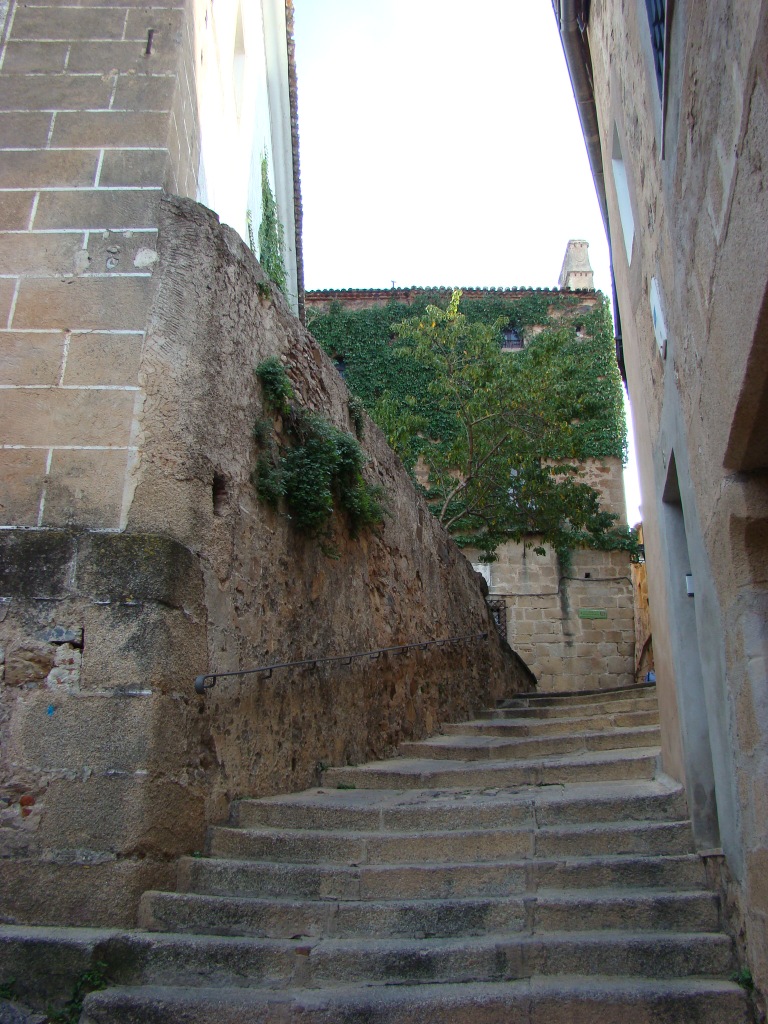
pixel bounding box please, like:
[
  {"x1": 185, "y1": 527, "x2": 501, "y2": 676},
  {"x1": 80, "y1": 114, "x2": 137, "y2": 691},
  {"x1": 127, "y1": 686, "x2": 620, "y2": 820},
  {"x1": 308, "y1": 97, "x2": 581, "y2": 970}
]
[{"x1": 4, "y1": 683, "x2": 754, "y2": 1022}]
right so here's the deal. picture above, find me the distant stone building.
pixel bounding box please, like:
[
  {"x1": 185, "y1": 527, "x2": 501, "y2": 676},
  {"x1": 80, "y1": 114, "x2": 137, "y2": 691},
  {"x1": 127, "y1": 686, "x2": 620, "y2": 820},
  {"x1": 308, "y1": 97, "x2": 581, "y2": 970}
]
[
  {"x1": 306, "y1": 242, "x2": 636, "y2": 693},
  {"x1": 555, "y1": 0, "x2": 768, "y2": 1006}
]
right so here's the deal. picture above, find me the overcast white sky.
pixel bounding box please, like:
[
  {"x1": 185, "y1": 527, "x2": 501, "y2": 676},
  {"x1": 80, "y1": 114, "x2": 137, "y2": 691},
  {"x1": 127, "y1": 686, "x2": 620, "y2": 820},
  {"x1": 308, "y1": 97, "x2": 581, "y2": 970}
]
[{"x1": 292, "y1": 0, "x2": 641, "y2": 520}]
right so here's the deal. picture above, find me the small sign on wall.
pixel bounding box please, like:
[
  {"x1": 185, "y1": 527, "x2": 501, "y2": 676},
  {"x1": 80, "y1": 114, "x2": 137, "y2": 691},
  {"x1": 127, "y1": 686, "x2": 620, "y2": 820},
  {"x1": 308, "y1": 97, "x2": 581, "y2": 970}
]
[{"x1": 578, "y1": 608, "x2": 608, "y2": 620}]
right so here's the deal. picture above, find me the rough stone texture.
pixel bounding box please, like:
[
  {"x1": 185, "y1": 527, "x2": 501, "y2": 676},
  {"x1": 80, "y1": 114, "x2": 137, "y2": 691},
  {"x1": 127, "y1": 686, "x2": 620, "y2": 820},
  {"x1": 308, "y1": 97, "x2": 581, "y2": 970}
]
[
  {"x1": 577, "y1": 0, "x2": 768, "y2": 1011},
  {"x1": 0, "y1": 196, "x2": 527, "y2": 928},
  {"x1": 466, "y1": 543, "x2": 634, "y2": 692}
]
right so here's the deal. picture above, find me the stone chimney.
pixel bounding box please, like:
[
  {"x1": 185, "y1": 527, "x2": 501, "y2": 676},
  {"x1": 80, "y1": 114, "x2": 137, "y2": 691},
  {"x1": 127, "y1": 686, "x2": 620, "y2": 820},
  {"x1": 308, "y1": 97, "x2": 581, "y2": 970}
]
[{"x1": 558, "y1": 239, "x2": 594, "y2": 290}]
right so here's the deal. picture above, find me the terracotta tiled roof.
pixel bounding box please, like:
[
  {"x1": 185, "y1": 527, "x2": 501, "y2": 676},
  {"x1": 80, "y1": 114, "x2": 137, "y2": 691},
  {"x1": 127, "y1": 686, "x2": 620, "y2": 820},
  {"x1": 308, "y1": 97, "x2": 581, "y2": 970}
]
[{"x1": 305, "y1": 285, "x2": 597, "y2": 303}]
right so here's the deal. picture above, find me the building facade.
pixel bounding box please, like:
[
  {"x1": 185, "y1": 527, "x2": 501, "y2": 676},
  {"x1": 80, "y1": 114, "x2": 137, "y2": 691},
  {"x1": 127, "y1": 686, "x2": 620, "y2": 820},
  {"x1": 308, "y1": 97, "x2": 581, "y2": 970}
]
[
  {"x1": 0, "y1": 0, "x2": 302, "y2": 536},
  {"x1": 555, "y1": 0, "x2": 768, "y2": 1003}
]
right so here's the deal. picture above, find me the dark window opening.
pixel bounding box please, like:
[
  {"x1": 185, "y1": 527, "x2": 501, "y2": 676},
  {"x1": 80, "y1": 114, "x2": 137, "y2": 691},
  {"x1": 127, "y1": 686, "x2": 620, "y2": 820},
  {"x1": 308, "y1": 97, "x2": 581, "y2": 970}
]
[
  {"x1": 487, "y1": 599, "x2": 507, "y2": 641},
  {"x1": 212, "y1": 473, "x2": 228, "y2": 516},
  {"x1": 645, "y1": 0, "x2": 666, "y2": 97},
  {"x1": 501, "y1": 325, "x2": 523, "y2": 350}
]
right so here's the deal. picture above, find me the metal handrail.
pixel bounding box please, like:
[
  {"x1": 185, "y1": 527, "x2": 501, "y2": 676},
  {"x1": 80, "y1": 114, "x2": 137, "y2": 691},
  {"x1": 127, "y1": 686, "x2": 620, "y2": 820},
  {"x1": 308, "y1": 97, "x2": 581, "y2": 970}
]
[{"x1": 194, "y1": 631, "x2": 489, "y2": 694}]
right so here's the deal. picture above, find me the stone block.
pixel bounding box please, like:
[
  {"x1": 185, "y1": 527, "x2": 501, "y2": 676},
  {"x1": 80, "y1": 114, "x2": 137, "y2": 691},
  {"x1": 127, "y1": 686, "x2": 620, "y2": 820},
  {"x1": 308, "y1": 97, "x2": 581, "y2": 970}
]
[
  {"x1": 0, "y1": 449, "x2": 46, "y2": 527},
  {"x1": 0, "y1": 231, "x2": 84, "y2": 276},
  {"x1": 9, "y1": 6, "x2": 127, "y2": 41},
  {"x1": 76, "y1": 533, "x2": 205, "y2": 611},
  {"x1": 0, "y1": 530, "x2": 76, "y2": 599},
  {"x1": 1, "y1": 41, "x2": 69, "y2": 73},
  {"x1": 81, "y1": 600, "x2": 206, "y2": 693},
  {"x1": 0, "y1": 111, "x2": 52, "y2": 147},
  {"x1": 0, "y1": 73, "x2": 112, "y2": 111},
  {"x1": 33, "y1": 188, "x2": 161, "y2": 230},
  {"x1": 0, "y1": 387, "x2": 137, "y2": 446},
  {"x1": 0, "y1": 858, "x2": 175, "y2": 929},
  {"x1": 14, "y1": 690, "x2": 191, "y2": 773},
  {"x1": 0, "y1": 277, "x2": 17, "y2": 325},
  {"x1": 51, "y1": 111, "x2": 171, "y2": 149},
  {"x1": 124, "y1": 7, "x2": 186, "y2": 41},
  {"x1": 63, "y1": 331, "x2": 143, "y2": 386},
  {"x1": 42, "y1": 448, "x2": 131, "y2": 529},
  {"x1": 39, "y1": 775, "x2": 205, "y2": 858},
  {"x1": 0, "y1": 332, "x2": 64, "y2": 384},
  {"x1": 4, "y1": 637, "x2": 57, "y2": 688},
  {"x1": 67, "y1": 40, "x2": 181, "y2": 75},
  {"x1": 85, "y1": 229, "x2": 159, "y2": 275},
  {"x1": 113, "y1": 74, "x2": 177, "y2": 112},
  {"x1": 0, "y1": 190, "x2": 35, "y2": 230},
  {"x1": 12, "y1": 275, "x2": 154, "y2": 331},
  {"x1": 98, "y1": 148, "x2": 169, "y2": 187},
  {"x1": 0, "y1": 150, "x2": 98, "y2": 189}
]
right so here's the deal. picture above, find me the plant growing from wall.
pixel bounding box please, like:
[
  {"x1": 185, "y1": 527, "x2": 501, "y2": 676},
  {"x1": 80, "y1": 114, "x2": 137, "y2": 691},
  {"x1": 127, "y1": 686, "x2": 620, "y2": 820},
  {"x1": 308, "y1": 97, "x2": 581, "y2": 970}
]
[
  {"x1": 258, "y1": 154, "x2": 287, "y2": 295},
  {"x1": 253, "y1": 358, "x2": 385, "y2": 545}
]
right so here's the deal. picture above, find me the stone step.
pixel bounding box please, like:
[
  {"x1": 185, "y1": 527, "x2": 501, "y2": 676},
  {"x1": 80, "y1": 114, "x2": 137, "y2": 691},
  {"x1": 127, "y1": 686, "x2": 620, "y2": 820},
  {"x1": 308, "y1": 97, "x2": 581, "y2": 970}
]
[
  {"x1": 177, "y1": 853, "x2": 708, "y2": 901},
  {"x1": 498, "y1": 685, "x2": 657, "y2": 709},
  {"x1": 444, "y1": 708, "x2": 660, "y2": 737},
  {"x1": 80, "y1": 976, "x2": 753, "y2": 1024},
  {"x1": 481, "y1": 695, "x2": 658, "y2": 720},
  {"x1": 205, "y1": 819, "x2": 693, "y2": 865},
  {"x1": 398, "y1": 725, "x2": 661, "y2": 761},
  {"x1": 64, "y1": 930, "x2": 737, "y2": 990},
  {"x1": 322, "y1": 746, "x2": 660, "y2": 790},
  {"x1": 138, "y1": 888, "x2": 720, "y2": 940},
  {"x1": 234, "y1": 778, "x2": 689, "y2": 832}
]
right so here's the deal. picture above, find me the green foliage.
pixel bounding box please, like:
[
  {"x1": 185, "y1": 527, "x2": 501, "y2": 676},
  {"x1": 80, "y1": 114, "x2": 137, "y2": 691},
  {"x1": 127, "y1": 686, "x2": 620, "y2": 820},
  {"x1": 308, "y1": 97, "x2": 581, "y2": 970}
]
[
  {"x1": 253, "y1": 363, "x2": 385, "y2": 546},
  {"x1": 245, "y1": 208, "x2": 256, "y2": 252},
  {"x1": 348, "y1": 394, "x2": 366, "y2": 438},
  {"x1": 48, "y1": 962, "x2": 109, "y2": 1024},
  {"x1": 0, "y1": 979, "x2": 15, "y2": 1000},
  {"x1": 308, "y1": 289, "x2": 631, "y2": 561},
  {"x1": 255, "y1": 356, "x2": 293, "y2": 414},
  {"x1": 258, "y1": 153, "x2": 287, "y2": 294},
  {"x1": 732, "y1": 966, "x2": 754, "y2": 991}
]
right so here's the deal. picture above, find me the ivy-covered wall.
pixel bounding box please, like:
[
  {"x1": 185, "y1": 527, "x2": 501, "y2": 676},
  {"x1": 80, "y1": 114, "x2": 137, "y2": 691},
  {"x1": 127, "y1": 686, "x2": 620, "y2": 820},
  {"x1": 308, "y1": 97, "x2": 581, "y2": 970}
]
[{"x1": 305, "y1": 288, "x2": 627, "y2": 469}]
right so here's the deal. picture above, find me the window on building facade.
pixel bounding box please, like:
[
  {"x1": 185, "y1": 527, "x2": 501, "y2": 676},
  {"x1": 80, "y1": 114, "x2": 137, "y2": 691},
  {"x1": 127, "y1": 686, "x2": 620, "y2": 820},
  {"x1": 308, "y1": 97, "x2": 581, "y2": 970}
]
[
  {"x1": 501, "y1": 326, "x2": 523, "y2": 350},
  {"x1": 611, "y1": 124, "x2": 635, "y2": 264},
  {"x1": 645, "y1": 0, "x2": 666, "y2": 98}
]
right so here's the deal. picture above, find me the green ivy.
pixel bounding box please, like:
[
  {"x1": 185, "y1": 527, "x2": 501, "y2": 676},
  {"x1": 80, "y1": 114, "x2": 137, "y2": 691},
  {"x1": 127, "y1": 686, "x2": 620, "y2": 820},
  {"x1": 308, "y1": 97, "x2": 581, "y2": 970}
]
[
  {"x1": 307, "y1": 292, "x2": 627, "y2": 465},
  {"x1": 258, "y1": 154, "x2": 287, "y2": 295},
  {"x1": 254, "y1": 356, "x2": 292, "y2": 415},
  {"x1": 253, "y1": 360, "x2": 385, "y2": 545}
]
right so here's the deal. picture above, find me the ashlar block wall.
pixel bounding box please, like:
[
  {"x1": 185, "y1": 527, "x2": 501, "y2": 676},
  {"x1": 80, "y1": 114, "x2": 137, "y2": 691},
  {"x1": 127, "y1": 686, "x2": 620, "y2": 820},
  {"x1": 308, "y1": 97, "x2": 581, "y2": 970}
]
[{"x1": 0, "y1": 0, "x2": 197, "y2": 531}]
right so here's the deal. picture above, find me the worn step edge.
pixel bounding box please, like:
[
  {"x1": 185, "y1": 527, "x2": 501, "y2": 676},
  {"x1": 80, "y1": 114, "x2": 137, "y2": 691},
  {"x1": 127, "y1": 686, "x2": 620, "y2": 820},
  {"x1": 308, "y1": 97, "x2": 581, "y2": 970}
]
[
  {"x1": 138, "y1": 888, "x2": 720, "y2": 938},
  {"x1": 177, "y1": 852, "x2": 709, "y2": 900},
  {"x1": 206, "y1": 819, "x2": 694, "y2": 864},
  {"x1": 81, "y1": 976, "x2": 751, "y2": 1024},
  {"x1": 398, "y1": 725, "x2": 662, "y2": 760},
  {"x1": 234, "y1": 778, "x2": 687, "y2": 831},
  {"x1": 322, "y1": 747, "x2": 661, "y2": 789}
]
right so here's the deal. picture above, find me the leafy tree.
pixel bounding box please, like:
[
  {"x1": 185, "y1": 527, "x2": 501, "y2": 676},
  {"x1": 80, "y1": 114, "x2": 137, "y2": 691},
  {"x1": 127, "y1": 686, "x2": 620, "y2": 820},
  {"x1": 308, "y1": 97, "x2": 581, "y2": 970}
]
[{"x1": 390, "y1": 291, "x2": 636, "y2": 562}]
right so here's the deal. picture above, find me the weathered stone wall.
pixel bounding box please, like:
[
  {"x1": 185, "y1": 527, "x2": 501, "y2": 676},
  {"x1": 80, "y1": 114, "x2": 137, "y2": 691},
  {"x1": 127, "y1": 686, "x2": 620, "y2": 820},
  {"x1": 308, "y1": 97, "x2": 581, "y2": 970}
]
[
  {"x1": 0, "y1": 195, "x2": 530, "y2": 928},
  {"x1": 584, "y1": 0, "x2": 768, "y2": 1003},
  {"x1": 467, "y1": 544, "x2": 634, "y2": 692}
]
